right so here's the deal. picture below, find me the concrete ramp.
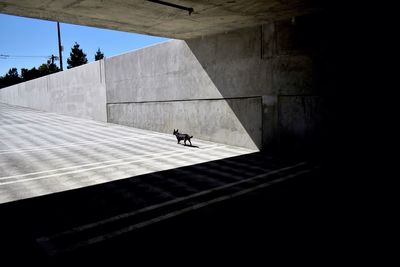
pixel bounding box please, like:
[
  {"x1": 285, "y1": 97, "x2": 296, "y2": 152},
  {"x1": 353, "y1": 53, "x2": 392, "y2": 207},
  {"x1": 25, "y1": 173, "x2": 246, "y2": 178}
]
[{"x1": 0, "y1": 103, "x2": 256, "y2": 204}]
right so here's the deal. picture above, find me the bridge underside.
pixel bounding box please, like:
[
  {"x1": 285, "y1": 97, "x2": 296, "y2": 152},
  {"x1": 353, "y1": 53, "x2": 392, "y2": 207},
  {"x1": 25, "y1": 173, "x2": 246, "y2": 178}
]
[
  {"x1": 0, "y1": 1, "x2": 344, "y2": 263},
  {"x1": 0, "y1": 0, "x2": 322, "y2": 39}
]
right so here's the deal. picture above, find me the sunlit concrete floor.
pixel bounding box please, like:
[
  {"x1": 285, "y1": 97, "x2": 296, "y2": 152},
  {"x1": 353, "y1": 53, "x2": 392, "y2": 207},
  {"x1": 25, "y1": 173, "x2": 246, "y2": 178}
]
[{"x1": 0, "y1": 103, "x2": 256, "y2": 204}]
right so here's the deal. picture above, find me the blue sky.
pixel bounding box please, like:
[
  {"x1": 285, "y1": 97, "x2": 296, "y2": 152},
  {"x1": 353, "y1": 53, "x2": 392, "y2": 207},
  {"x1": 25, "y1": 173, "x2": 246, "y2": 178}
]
[{"x1": 0, "y1": 14, "x2": 169, "y2": 75}]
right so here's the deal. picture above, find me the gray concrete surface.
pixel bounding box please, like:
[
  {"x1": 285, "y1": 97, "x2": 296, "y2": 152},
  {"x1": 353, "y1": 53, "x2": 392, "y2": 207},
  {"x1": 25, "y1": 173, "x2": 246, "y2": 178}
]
[
  {"x1": 105, "y1": 40, "x2": 225, "y2": 103},
  {"x1": 0, "y1": 103, "x2": 256, "y2": 204},
  {"x1": 105, "y1": 27, "x2": 272, "y2": 151},
  {"x1": 107, "y1": 97, "x2": 262, "y2": 150},
  {"x1": 0, "y1": 60, "x2": 107, "y2": 122},
  {"x1": 0, "y1": 0, "x2": 322, "y2": 39},
  {"x1": 105, "y1": 19, "x2": 328, "y2": 152},
  {"x1": 106, "y1": 28, "x2": 271, "y2": 103}
]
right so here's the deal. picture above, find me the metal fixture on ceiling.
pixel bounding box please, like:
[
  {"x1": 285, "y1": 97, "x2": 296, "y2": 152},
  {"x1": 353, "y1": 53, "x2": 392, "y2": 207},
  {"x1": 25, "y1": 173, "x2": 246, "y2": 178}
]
[{"x1": 147, "y1": 0, "x2": 194, "y2": 15}]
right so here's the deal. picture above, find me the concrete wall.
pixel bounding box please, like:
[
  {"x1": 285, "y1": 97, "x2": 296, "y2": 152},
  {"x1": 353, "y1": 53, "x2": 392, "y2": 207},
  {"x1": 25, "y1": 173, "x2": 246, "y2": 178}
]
[
  {"x1": 106, "y1": 40, "x2": 224, "y2": 103},
  {"x1": 0, "y1": 60, "x2": 107, "y2": 122},
  {"x1": 105, "y1": 37, "x2": 266, "y2": 150},
  {"x1": 265, "y1": 14, "x2": 332, "y2": 155},
  {"x1": 106, "y1": 13, "x2": 330, "y2": 153},
  {"x1": 108, "y1": 97, "x2": 261, "y2": 150}
]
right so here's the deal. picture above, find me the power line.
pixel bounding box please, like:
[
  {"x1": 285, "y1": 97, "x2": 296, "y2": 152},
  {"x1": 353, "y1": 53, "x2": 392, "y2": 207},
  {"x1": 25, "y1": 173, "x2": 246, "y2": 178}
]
[
  {"x1": 0, "y1": 54, "x2": 49, "y2": 58},
  {"x1": 0, "y1": 54, "x2": 59, "y2": 60}
]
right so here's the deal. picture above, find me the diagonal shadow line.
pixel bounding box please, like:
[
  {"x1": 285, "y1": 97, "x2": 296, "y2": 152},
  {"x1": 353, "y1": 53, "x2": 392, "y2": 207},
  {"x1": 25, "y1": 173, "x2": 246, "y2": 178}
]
[
  {"x1": 40, "y1": 167, "x2": 315, "y2": 257},
  {"x1": 0, "y1": 151, "x2": 322, "y2": 263},
  {"x1": 36, "y1": 161, "x2": 310, "y2": 256},
  {"x1": 184, "y1": 37, "x2": 264, "y2": 151}
]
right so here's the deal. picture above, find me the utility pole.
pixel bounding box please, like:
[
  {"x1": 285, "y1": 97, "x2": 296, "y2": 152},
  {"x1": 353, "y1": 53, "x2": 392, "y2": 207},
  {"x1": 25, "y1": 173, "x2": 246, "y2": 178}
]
[{"x1": 57, "y1": 22, "x2": 63, "y2": 71}]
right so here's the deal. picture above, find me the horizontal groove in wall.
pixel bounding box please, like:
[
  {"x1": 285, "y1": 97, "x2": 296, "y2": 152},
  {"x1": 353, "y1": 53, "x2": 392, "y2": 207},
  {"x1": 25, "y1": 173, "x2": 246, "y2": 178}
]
[
  {"x1": 278, "y1": 95, "x2": 322, "y2": 97},
  {"x1": 107, "y1": 96, "x2": 262, "y2": 105}
]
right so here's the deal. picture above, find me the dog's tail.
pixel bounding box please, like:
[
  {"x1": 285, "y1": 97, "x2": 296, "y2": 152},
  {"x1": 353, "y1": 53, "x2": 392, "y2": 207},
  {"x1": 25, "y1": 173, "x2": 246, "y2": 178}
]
[{"x1": 190, "y1": 136, "x2": 193, "y2": 139}]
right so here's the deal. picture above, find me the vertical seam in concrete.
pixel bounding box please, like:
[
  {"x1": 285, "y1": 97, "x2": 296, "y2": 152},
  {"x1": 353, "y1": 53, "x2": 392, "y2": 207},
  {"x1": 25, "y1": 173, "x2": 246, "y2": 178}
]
[
  {"x1": 271, "y1": 21, "x2": 277, "y2": 95},
  {"x1": 259, "y1": 96, "x2": 264, "y2": 149},
  {"x1": 47, "y1": 76, "x2": 49, "y2": 111},
  {"x1": 46, "y1": 75, "x2": 50, "y2": 112},
  {"x1": 106, "y1": 103, "x2": 110, "y2": 123},
  {"x1": 273, "y1": 21, "x2": 277, "y2": 57},
  {"x1": 99, "y1": 59, "x2": 102, "y2": 84},
  {"x1": 103, "y1": 58, "x2": 109, "y2": 122},
  {"x1": 260, "y1": 24, "x2": 264, "y2": 59},
  {"x1": 276, "y1": 95, "x2": 281, "y2": 150}
]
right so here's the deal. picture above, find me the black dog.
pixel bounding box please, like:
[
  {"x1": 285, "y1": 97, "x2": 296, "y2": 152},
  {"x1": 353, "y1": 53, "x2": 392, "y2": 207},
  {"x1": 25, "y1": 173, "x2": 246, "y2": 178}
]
[{"x1": 173, "y1": 129, "x2": 193, "y2": 146}]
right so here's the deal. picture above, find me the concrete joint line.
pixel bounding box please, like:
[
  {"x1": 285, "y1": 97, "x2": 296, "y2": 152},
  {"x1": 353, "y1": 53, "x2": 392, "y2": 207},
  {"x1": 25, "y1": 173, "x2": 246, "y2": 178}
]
[
  {"x1": 0, "y1": 143, "x2": 218, "y2": 180},
  {"x1": 37, "y1": 166, "x2": 314, "y2": 256},
  {"x1": 0, "y1": 145, "x2": 222, "y2": 185},
  {"x1": 0, "y1": 132, "x2": 166, "y2": 155},
  {"x1": 36, "y1": 162, "x2": 311, "y2": 256}
]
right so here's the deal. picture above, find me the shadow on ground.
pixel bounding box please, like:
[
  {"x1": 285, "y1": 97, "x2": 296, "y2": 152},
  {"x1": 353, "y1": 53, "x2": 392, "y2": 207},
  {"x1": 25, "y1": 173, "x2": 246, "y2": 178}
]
[{"x1": 0, "y1": 151, "x2": 335, "y2": 265}]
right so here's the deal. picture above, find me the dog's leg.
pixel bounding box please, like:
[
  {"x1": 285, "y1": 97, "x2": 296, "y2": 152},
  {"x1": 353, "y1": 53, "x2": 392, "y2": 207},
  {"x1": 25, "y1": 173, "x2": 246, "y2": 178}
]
[{"x1": 189, "y1": 139, "x2": 192, "y2": 146}]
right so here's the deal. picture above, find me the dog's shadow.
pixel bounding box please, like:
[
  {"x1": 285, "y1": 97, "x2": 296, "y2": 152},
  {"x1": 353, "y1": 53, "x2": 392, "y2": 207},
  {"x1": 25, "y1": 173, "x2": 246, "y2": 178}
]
[{"x1": 180, "y1": 144, "x2": 199, "y2": 148}]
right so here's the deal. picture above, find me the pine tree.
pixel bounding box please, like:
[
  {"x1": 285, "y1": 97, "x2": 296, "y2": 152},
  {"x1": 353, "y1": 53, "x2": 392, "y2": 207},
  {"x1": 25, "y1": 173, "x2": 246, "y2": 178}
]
[
  {"x1": 94, "y1": 48, "x2": 105, "y2": 61},
  {"x1": 67, "y1": 42, "x2": 88, "y2": 69},
  {"x1": 0, "y1": 68, "x2": 22, "y2": 88}
]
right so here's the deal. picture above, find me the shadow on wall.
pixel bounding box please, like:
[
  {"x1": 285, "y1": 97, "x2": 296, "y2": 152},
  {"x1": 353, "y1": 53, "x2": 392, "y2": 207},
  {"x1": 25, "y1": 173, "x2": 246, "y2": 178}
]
[
  {"x1": 185, "y1": 12, "x2": 338, "y2": 159},
  {"x1": 104, "y1": 11, "x2": 339, "y2": 158},
  {"x1": 0, "y1": 151, "x2": 326, "y2": 264},
  {"x1": 185, "y1": 30, "x2": 265, "y2": 152},
  {"x1": 105, "y1": 39, "x2": 262, "y2": 150}
]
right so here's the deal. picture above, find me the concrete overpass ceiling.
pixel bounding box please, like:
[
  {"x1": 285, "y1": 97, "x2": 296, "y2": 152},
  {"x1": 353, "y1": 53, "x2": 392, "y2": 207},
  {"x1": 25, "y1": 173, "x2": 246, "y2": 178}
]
[{"x1": 0, "y1": 0, "x2": 321, "y2": 39}]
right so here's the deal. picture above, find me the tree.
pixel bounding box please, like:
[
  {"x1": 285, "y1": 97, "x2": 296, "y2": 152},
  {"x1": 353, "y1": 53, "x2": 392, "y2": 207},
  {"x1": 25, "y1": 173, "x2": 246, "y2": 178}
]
[
  {"x1": 21, "y1": 67, "x2": 40, "y2": 82},
  {"x1": 67, "y1": 42, "x2": 88, "y2": 69},
  {"x1": 0, "y1": 58, "x2": 60, "y2": 88},
  {"x1": 20, "y1": 59, "x2": 60, "y2": 82},
  {"x1": 0, "y1": 68, "x2": 22, "y2": 88},
  {"x1": 94, "y1": 48, "x2": 105, "y2": 61},
  {"x1": 38, "y1": 59, "x2": 60, "y2": 76},
  {"x1": 6, "y1": 68, "x2": 20, "y2": 80}
]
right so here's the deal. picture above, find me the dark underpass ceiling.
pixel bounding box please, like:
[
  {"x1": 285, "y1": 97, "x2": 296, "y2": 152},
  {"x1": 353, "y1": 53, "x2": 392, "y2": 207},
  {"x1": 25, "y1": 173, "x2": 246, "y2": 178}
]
[{"x1": 0, "y1": 0, "x2": 322, "y2": 39}]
